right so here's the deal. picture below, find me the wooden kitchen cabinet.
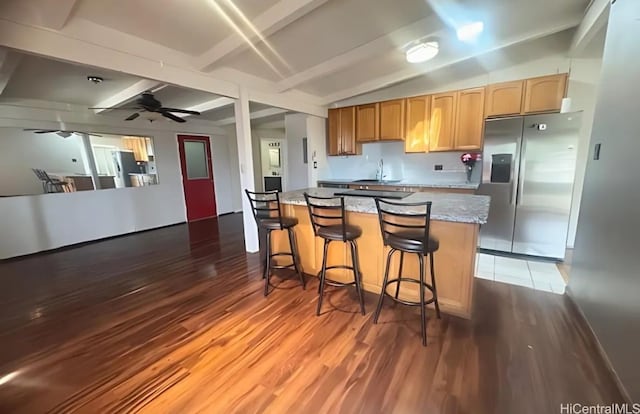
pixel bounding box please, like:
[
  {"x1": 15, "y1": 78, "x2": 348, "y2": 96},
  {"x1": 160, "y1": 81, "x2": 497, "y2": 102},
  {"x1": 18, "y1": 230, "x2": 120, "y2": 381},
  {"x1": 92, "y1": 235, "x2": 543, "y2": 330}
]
[
  {"x1": 429, "y1": 92, "x2": 457, "y2": 152},
  {"x1": 405, "y1": 95, "x2": 430, "y2": 153},
  {"x1": 379, "y1": 99, "x2": 405, "y2": 140},
  {"x1": 522, "y1": 74, "x2": 567, "y2": 114},
  {"x1": 454, "y1": 87, "x2": 485, "y2": 150},
  {"x1": 355, "y1": 103, "x2": 379, "y2": 142},
  {"x1": 485, "y1": 80, "x2": 524, "y2": 117},
  {"x1": 327, "y1": 107, "x2": 360, "y2": 156}
]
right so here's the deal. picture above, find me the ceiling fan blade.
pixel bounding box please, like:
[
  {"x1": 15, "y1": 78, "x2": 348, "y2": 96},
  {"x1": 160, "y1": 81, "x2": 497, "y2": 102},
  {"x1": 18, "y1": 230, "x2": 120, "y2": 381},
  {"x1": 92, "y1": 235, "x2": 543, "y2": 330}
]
[
  {"x1": 161, "y1": 111, "x2": 186, "y2": 123},
  {"x1": 34, "y1": 130, "x2": 59, "y2": 134},
  {"x1": 125, "y1": 112, "x2": 140, "y2": 121},
  {"x1": 71, "y1": 131, "x2": 103, "y2": 137},
  {"x1": 160, "y1": 107, "x2": 201, "y2": 116}
]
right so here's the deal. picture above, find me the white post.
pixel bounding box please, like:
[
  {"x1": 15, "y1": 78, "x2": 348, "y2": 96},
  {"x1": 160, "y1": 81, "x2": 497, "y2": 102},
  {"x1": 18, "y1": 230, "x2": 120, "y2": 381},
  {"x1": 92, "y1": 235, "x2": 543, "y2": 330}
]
[
  {"x1": 234, "y1": 88, "x2": 260, "y2": 252},
  {"x1": 80, "y1": 133, "x2": 102, "y2": 190}
]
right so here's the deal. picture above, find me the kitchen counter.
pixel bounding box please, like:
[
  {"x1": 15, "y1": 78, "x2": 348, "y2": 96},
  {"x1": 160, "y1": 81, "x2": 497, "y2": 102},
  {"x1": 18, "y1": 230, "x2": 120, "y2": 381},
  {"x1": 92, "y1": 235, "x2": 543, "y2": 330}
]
[
  {"x1": 280, "y1": 187, "x2": 489, "y2": 224},
  {"x1": 271, "y1": 187, "x2": 491, "y2": 319},
  {"x1": 317, "y1": 179, "x2": 479, "y2": 190}
]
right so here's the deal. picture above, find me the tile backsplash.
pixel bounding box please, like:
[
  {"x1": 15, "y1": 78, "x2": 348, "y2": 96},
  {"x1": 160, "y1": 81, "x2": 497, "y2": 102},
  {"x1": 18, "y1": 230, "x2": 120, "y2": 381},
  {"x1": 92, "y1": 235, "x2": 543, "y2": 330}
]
[{"x1": 322, "y1": 141, "x2": 481, "y2": 183}]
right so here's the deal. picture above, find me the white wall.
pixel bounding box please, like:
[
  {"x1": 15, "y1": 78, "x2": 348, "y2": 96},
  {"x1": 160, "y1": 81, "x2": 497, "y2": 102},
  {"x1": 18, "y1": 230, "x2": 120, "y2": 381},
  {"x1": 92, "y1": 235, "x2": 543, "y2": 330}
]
[
  {"x1": 284, "y1": 113, "x2": 309, "y2": 191},
  {"x1": 224, "y1": 125, "x2": 243, "y2": 212},
  {"x1": 0, "y1": 128, "x2": 89, "y2": 195},
  {"x1": 306, "y1": 115, "x2": 327, "y2": 187},
  {"x1": 565, "y1": 58, "x2": 603, "y2": 247},
  {"x1": 323, "y1": 141, "x2": 480, "y2": 184},
  {"x1": 0, "y1": 107, "x2": 240, "y2": 259}
]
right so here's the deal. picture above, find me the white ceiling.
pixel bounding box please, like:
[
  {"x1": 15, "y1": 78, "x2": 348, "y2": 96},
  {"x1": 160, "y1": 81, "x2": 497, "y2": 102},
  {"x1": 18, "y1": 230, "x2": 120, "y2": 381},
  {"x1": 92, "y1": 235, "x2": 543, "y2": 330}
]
[
  {"x1": 0, "y1": 0, "x2": 602, "y2": 119},
  {"x1": 72, "y1": 0, "x2": 280, "y2": 55},
  {"x1": 1, "y1": 54, "x2": 141, "y2": 106}
]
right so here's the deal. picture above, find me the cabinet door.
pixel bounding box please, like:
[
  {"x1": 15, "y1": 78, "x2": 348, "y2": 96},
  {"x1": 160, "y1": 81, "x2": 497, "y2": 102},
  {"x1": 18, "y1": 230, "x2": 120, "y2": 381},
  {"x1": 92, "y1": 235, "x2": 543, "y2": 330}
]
[
  {"x1": 339, "y1": 106, "x2": 357, "y2": 155},
  {"x1": 327, "y1": 108, "x2": 341, "y2": 156},
  {"x1": 405, "y1": 95, "x2": 430, "y2": 153},
  {"x1": 454, "y1": 87, "x2": 485, "y2": 150},
  {"x1": 523, "y1": 74, "x2": 567, "y2": 114},
  {"x1": 379, "y1": 99, "x2": 406, "y2": 140},
  {"x1": 485, "y1": 80, "x2": 523, "y2": 117},
  {"x1": 429, "y1": 92, "x2": 457, "y2": 151},
  {"x1": 355, "y1": 103, "x2": 379, "y2": 142}
]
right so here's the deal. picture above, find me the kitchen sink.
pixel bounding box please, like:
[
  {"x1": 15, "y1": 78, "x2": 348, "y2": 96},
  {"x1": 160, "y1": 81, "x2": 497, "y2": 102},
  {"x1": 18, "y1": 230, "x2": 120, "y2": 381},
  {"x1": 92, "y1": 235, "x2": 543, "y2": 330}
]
[{"x1": 353, "y1": 179, "x2": 402, "y2": 184}]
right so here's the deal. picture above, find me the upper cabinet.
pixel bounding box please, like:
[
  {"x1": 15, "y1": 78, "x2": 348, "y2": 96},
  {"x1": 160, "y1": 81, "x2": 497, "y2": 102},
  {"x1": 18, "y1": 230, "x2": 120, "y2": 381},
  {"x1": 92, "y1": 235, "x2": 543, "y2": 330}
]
[
  {"x1": 379, "y1": 99, "x2": 406, "y2": 140},
  {"x1": 454, "y1": 87, "x2": 485, "y2": 150},
  {"x1": 355, "y1": 103, "x2": 380, "y2": 142},
  {"x1": 328, "y1": 107, "x2": 360, "y2": 156},
  {"x1": 326, "y1": 73, "x2": 569, "y2": 155},
  {"x1": 522, "y1": 74, "x2": 567, "y2": 114},
  {"x1": 405, "y1": 95, "x2": 430, "y2": 153},
  {"x1": 485, "y1": 80, "x2": 524, "y2": 117},
  {"x1": 429, "y1": 92, "x2": 457, "y2": 152}
]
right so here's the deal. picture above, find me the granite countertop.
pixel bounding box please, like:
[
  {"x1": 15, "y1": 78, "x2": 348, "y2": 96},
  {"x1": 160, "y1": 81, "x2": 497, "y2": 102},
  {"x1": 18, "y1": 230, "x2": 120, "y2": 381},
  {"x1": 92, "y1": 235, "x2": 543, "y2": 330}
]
[
  {"x1": 280, "y1": 188, "x2": 490, "y2": 224},
  {"x1": 317, "y1": 179, "x2": 479, "y2": 190}
]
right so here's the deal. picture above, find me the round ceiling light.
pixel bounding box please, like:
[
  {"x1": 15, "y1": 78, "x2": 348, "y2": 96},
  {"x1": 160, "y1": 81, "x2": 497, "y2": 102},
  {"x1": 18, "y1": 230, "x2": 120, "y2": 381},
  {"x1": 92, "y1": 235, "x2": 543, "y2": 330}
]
[
  {"x1": 406, "y1": 41, "x2": 439, "y2": 63},
  {"x1": 87, "y1": 76, "x2": 103, "y2": 84}
]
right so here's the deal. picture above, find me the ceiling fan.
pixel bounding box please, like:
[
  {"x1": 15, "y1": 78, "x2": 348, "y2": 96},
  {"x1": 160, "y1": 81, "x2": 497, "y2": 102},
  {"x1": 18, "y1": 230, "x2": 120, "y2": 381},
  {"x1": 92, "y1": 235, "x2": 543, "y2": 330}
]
[
  {"x1": 24, "y1": 129, "x2": 102, "y2": 138},
  {"x1": 90, "y1": 92, "x2": 201, "y2": 123}
]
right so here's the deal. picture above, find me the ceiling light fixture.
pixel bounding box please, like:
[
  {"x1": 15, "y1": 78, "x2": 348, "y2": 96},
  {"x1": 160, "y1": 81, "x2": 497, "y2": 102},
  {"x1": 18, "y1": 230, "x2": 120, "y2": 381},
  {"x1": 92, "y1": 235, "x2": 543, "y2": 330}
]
[
  {"x1": 457, "y1": 21, "x2": 484, "y2": 42},
  {"x1": 87, "y1": 76, "x2": 103, "y2": 84},
  {"x1": 406, "y1": 41, "x2": 439, "y2": 63}
]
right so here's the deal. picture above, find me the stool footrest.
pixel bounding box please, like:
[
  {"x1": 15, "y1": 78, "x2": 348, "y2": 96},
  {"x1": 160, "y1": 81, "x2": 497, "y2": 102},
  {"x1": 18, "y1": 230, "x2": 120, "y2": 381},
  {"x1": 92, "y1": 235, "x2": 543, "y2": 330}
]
[
  {"x1": 315, "y1": 265, "x2": 360, "y2": 288},
  {"x1": 382, "y1": 277, "x2": 437, "y2": 307}
]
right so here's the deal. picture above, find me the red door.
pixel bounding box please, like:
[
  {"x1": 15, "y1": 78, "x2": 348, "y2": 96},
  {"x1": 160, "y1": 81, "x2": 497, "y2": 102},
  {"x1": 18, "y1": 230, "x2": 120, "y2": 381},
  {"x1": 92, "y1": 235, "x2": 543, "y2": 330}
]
[{"x1": 177, "y1": 135, "x2": 217, "y2": 221}]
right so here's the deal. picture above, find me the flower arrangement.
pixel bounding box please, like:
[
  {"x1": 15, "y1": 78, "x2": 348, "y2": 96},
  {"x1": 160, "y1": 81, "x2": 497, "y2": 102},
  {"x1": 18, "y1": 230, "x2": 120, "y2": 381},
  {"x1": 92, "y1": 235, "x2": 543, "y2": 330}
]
[{"x1": 460, "y1": 152, "x2": 481, "y2": 182}]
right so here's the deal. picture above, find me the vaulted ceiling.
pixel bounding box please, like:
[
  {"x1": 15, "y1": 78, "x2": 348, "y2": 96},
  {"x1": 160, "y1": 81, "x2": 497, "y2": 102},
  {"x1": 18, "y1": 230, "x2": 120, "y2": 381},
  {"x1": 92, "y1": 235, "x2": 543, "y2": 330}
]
[{"x1": 0, "y1": 0, "x2": 604, "y2": 120}]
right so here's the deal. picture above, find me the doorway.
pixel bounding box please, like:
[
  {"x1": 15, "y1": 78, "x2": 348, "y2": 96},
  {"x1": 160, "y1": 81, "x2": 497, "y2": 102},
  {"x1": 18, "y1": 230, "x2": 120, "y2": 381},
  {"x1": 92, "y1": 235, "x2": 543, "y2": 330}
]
[
  {"x1": 177, "y1": 134, "x2": 217, "y2": 221},
  {"x1": 260, "y1": 138, "x2": 287, "y2": 192}
]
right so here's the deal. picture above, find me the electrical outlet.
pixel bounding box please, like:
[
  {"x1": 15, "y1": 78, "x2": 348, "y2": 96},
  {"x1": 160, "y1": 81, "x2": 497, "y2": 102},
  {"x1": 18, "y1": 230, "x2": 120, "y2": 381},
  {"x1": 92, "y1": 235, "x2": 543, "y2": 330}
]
[
  {"x1": 434, "y1": 164, "x2": 443, "y2": 171},
  {"x1": 313, "y1": 161, "x2": 317, "y2": 169}
]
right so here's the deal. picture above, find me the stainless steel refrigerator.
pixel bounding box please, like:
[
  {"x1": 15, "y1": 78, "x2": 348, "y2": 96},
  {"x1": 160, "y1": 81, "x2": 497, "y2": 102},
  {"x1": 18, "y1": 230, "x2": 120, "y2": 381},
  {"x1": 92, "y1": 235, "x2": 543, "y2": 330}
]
[{"x1": 478, "y1": 112, "x2": 582, "y2": 259}]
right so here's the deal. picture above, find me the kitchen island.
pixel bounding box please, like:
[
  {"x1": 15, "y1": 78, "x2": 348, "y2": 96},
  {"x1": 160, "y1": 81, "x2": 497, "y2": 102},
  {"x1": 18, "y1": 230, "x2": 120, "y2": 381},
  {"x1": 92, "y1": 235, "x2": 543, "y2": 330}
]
[{"x1": 271, "y1": 188, "x2": 490, "y2": 319}]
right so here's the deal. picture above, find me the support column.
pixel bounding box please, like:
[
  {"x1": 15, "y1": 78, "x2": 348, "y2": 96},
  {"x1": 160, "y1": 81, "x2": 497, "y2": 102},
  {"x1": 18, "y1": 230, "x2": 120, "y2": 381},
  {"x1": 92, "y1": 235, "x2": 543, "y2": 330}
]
[
  {"x1": 234, "y1": 88, "x2": 259, "y2": 252},
  {"x1": 80, "y1": 133, "x2": 102, "y2": 190}
]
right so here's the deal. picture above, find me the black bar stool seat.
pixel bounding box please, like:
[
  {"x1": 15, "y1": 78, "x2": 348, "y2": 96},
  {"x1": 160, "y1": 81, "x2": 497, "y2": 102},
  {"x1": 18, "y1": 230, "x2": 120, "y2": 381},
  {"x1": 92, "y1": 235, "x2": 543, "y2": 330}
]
[
  {"x1": 317, "y1": 224, "x2": 362, "y2": 241},
  {"x1": 245, "y1": 189, "x2": 305, "y2": 296},
  {"x1": 304, "y1": 193, "x2": 366, "y2": 316},
  {"x1": 373, "y1": 198, "x2": 441, "y2": 346},
  {"x1": 259, "y1": 216, "x2": 298, "y2": 230}
]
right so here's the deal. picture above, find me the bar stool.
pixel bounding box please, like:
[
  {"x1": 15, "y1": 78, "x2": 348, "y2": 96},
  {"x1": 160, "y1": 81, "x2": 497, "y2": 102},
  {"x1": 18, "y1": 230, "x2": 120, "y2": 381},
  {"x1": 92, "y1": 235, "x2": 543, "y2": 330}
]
[
  {"x1": 245, "y1": 189, "x2": 306, "y2": 296},
  {"x1": 373, "y1": 198, "x2": 441, "y2": 346},
  {"x1": 303, "y1": 193, "x2": 366, "y2": 316}
]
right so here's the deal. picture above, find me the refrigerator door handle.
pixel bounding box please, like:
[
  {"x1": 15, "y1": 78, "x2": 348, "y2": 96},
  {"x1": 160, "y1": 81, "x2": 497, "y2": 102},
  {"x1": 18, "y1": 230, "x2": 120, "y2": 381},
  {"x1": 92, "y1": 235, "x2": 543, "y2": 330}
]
[
  {"x1": 510, "y1": 138, "x2": 521, "y2": 205},
  {"x1": 515, "y1": 139, "x2": 527, "y2": 206}
]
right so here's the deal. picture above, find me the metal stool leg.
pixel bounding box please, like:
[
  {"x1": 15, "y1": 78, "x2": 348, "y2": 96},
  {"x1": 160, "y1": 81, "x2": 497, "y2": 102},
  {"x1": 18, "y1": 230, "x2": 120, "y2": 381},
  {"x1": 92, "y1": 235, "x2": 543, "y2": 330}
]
[
  {"x1": 287, "y1": 227, "x2": 306, "y2": 289},
  {"x1": 430, "y1": 251, "x2": 441, "y2": 319},
  {"x1": 394, "y1": 251, "x2": 404, "y2": 299},
  {"x1": 374, "y1": 248, "x2": 395, "y2": 323},
  {"x1": 350, "y1": 240, "x2": 365, "y2": 315},
  {"x1": 316, "y1": 239, "x2": 330, "y2": 316},
  {"x1": 264, "y1": 230, "x2": 272, "y2": 296},
  {"x1": 261, "y1": 229, "x2": 269, "y2": 280},
  {"x1": 418, "y1": 253, "x2": 427, "y2": 346}
]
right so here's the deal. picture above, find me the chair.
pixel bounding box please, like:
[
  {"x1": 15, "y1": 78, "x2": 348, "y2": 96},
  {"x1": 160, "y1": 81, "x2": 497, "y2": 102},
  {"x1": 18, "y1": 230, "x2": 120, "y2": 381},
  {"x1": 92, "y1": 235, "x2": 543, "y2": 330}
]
[
  {"x1": 304, "y1": 192, "x2": 365, "y2": 316},
  {"x1": 32, "y1": 168, "x2": 71, "y2": 193},
  {"x1": 245, "y1": 189, "x2": 305, "y2": 296},
  {"x1": 373, "y1": 198, "x2": 441, "y2": 346}
]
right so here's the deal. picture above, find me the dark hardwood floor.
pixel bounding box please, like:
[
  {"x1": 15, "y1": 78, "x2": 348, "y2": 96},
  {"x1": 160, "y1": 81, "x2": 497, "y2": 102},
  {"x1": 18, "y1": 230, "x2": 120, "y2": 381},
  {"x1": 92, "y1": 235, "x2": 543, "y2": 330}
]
[{"x1": 0, "y1": 214, "x2": 624, "y2": 413}]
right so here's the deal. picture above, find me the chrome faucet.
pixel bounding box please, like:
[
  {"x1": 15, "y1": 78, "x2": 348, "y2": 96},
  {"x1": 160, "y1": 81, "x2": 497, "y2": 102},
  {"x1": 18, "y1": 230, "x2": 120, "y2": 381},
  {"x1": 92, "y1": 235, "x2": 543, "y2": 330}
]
[{"x1": 376, "y1": 158, "x2": 384, "y2": 181}]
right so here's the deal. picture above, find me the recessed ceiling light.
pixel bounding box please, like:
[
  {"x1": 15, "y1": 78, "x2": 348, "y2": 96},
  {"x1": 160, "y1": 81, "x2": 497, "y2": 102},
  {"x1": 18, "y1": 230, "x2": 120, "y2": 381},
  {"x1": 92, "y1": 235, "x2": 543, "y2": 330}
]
[
  {"x1": 87, "y1": 76, "x2": 103, "y2": 84},
  {"x1": 406, "y1": 41, "x2": 439, "y2": 63},
  {"x1": 457, "y1": 21, "x2": 484, "y2": 42}
]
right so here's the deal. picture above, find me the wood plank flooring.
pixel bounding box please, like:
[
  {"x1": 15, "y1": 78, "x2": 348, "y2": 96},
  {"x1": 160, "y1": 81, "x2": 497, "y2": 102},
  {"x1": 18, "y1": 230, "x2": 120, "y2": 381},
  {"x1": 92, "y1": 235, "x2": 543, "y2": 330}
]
[{"x1": 0, "y1": 214, "x2": 625, "y2": 413}]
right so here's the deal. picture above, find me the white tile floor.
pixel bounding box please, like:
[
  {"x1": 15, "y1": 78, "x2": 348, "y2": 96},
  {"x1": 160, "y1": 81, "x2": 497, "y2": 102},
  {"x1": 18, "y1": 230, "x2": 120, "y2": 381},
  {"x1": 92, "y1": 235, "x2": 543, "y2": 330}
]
[{"x1": 475, "y1": 252, "x2": 566, "y2": 294}]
